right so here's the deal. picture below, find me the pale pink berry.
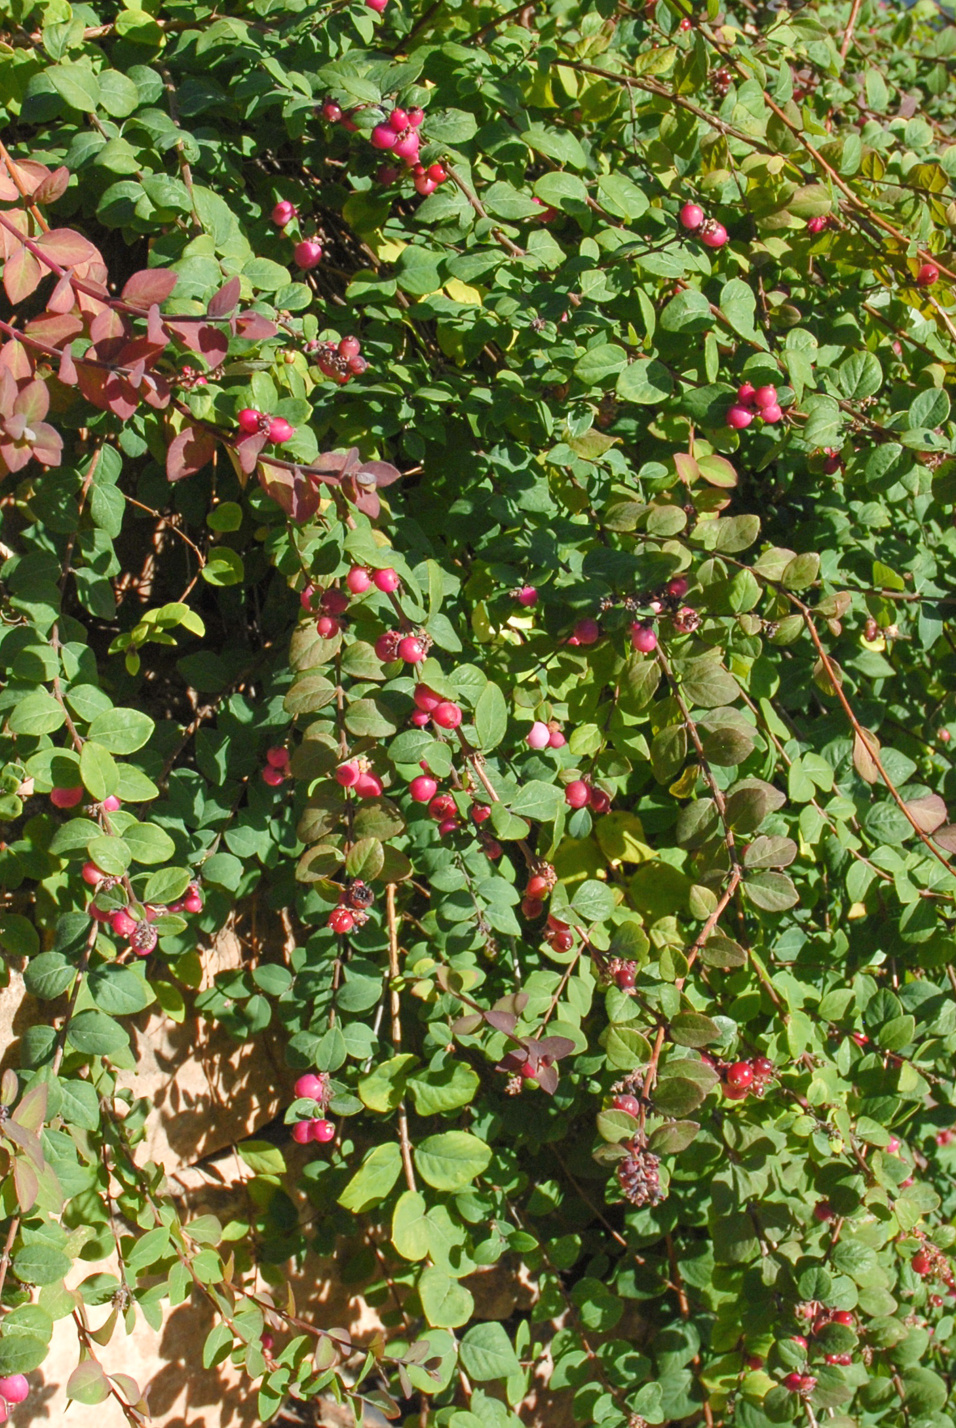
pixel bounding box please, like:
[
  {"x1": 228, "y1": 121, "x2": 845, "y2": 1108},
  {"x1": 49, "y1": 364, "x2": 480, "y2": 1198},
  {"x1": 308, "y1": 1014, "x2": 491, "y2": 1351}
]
[
  {"x1": 110, "y1": 909, "x2": 137, "y2": 938},
  {"x1": 346, "y1": 567, "x2": 372, "y2": 594},
  {"x1": 354, "y1": 771, "x2": 383, "y2": 798},
  {"x1": 548, "y1": 729, "x2": 566, "y2": 749},
  {"x1": 312, "y1": 1119, "x2": 335, "y2": 1142},
  {"x1": 411, "y1": 710, "x2": 430, "y2": 727},
  {"x1": 268, "y1": 416, "x2": 294, "y2": 444},
  {"x1": 527, "y1": 722, "x2": 551, "y2": 750},
  {"x1": 726, "y1": 405, "x2": 753, "y2": 429},
  {"x1": 631, "y1": 623, "x2": 658, "y2": 654},
  {"x1": 410, "y1": 775, "x2": 438, "y2": 803},
  {"x1": 101, "y1": 794, "x2": 122, "y2": 812},
  {"x1": 679, "y1": 202, "x2": 704, "y2": 230},
  {"x1": 262, "y1": 766, "x2": 286, "y2": 787},
  {"x1": 374, "y1": 567, "x2": 401, "y2": 592},
  {"x1": 0, "y1": 1376, "x2": 29, "y2": 1404},
  {"x1": 335, "y1": 762, "x2": 360, "y2": 788},
  {"x1": 238, "y1": 407, "x2": 262, "y2": 435},
  {"x1": 515, "y1": 586, "x2": 538, "y2": 607},
  {"x1": 398, "y1": 636, "x2": 426, "y2": 663},
  {"x1": 565, "y1": 780, "x2": 590, "y2": 809},
  {"x1": 272, "y1": 200, "x2": 297, "y2": 227},
  {"x1": 295, "y1": 1073, "x2": 325, "y2": 1099},
  {"x1": 294, "y1": 240, "x2": 323, "y2": 269},
  {"x1": 50, "y1": 786, "x2": 83, "y2": 808},
  {"x1": 82, "y1": 862, "x2": 104, "y2": 886},
  {"x1": 433, "y1": 701, "x2": 462, "y2": 729},
  {"x1": 371, "y1": 124, "x2": 398, "y2": 150}
]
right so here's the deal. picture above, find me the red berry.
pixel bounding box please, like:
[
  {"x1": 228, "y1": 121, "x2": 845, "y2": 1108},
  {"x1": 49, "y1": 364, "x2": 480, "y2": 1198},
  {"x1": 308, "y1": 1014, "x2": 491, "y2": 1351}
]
[
  {"x1": 300, "y1": 585, "x2": 317, "y2": 611},
  {"x1": 413, "y1": 686, "x2": 441, "y2": 712},
  {"x1": 398, "y1": 635, "x2": 426, "y2": 663},
  {"x1": 410, "y1": 710, "x2": 430, "y2": 727},
  {"x1": 371, "y1": 123, "x2": 399, "y2": 150},
  {"x1": 311, "y1": 1118, "x2": 335, "y2": 1142},
  {"x1": 82, "y1": 862, "x2": 104, "y2": 886},
  {"x1": 631, "y1": 622, "x2": 658, "y2": 653},
  {"x1": 339, "y1": 336, "x2": 361, "y2": 359},
  {"x1": 375, "y1": 632, "x2": 401, "y2": 662},
  {"x1": 667, "y1": 576, "x2": 689, "y2": 598},
  {"x1": 701, "y1": 222, "x2": 728, "y2": 248},
  {"x1": 790, "y1": 1335, "x2": 808, "y2": 1351},
  {"x1": 589, "y1": 787, "x2": 611, "y2": 815},
  {"x1": 726, "y1": 1062, "x2": 754, "y2": 1090},
  {"x1": 393, "y1": 131, "x2": 420, "y2": 163},
  {"x1": 354, "y1": 771, "x2": 383, "y2": 798},
  {"x1": 754, "y1": 386, "x2": 777, "y2": 409},
  {"x1": 614, "y1": 966, "x2": 636, "y2": 989},
  {"x1": 272, "y1": 200, "x2": 296, "y2": 227},
  {"x1": 548, "y1": 729, "x2": 566, "y2": 749},
  {"x1": 526, "y1": 874, "x2": 550, "y2": 900},
  {"x1": 374, "y1": 567, "x2": 401, "y2": 592},
  {"x1": 550, "y1": 929, "x2": 574, "y2": 952},
  {"x1": 388, "y1": 108, "x2": 409, "y2": 132},
  {"x1": 328, "y1": 907, "x2": 354, "y2": 933},
  {"x1": 744, "y1": 1355, "x2": 763, "y2": 1371},
  {"x1": 759, "y1": 404, "x2": 783, "y2": 424},
  {"x1": 294, "y1": 240, "x2": 323, "y2": 269},
  {"x1": 913, "y1": 1251, "x2": 933, "y2": 1276},
  {"x1": 315, "y1": 614, "x2": 341, "y2": 638},
  {"x1": 612, "y1": 1094, "x2": 641, "y2": 1116},
  {"x1": 261, "y1": 1333, "x2": 274, "y2": 1352},
  {"x1": 565, "y1": 780, "x2": 590, "y2": 809},
  {"x1": 410, "y1": 775, "x2": 438, "y2": 803},
  {"x1": 407, "y1": 107, "x2": 425, "y2": 127},
  {"x1": 736, "y1": 382, "x2": 757, "y2": 405},
  {"x1": 427, "y1": 163, "x2": 448, "y2": 183},
  {"x1": 918, "y1": 262, "x2": 939, "y2": 286},
  {"x1": 50, "y1": 785, "x2": 84, "y2": 808},
  {"x1": 366, "y1": 0, "x2": 388, "y2": 13},
  {"x1": 110, "y1": 909, "x2": 137, "y2": 938},
  {"x1": 752, "y1": 1055, "x2": 774, "y2": 1077},
  {"x1": 321, "y1": 589, "x2": 350, "y2": 616},
  {"x1": 428, "y1": 794, "x2": 457, "y2": 821},
  {"x1": 521, "y1": 897, "x2": 545, "y2": 920},
  {"x1": 679, "y1": 14, "x2": 692, "y2": 28},
  {"x1": 826, "y1": 1354, "x2": 852, "y2": 1366},
  {"x1": 570, "y1": 617, "x2": 600, "y2": 646},
  {"x1": 322, "y1": 101, "x2": 343, "y2": 122},
  {"x1": 679, "y1": 202, "x2": 704, "y2": 230},
  {"x1": 292, "y1": 1120, "x2": 313, "y2": 1145},
  {"x1": 471, "y1": 804, "x2": 492, "y2": 824},
  {"x1": 295, "y1": 1073, "x2": 325, "y2": 1099},
  {"x1": 268, "y1": 416, "x2": 294, "y2": 444},
  {"x1": 335, "y1": 761, "x2": 360, "y2": 787},
  {"x1": 831, "y1": 1310, "x2": 854, "y2": 1327},
  {"x1": 346, "y1": 567, "x2": 372, "y2": 594},
  {"x1": 238, "y1": 407, "x2": 262, "y2": 435},
  {"x1": 433, "y1": 701, "x2": 462, "y2": 729},
  {"x1": 782, "y1": 1374, "x2": 804, "y2": 1392},
  {"x1": 437, "y1": 817, "x2": 458, "y2": 835},
  {"x1": 515, "y1": 585, "x2": 538, "y2": 607},
  {"x1": 262, "y1": 765, "x2": 285, "y2": 787},
  {"x1": 726, "y1": 404, "x2": 753, "y2": 429}
]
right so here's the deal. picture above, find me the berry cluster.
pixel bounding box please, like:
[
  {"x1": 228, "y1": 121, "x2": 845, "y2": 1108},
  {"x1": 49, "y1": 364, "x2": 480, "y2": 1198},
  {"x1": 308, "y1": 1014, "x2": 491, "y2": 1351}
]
[
  {"x1": 912, "y1": 1238, "x2": 954, "y2": 1285},
  {"x1": 726, "y1": 381, "x2": 783, "y2": 429},
  {"x1": 178, "y1": 364, "x2": 208, "y2": 389},
  {"x1": 291, "y1": 1072, "x2": 335, "y2": 1145},
  {"x1": 565, "y1": 778, "x2": 611, "y2": 813},
  {"x1": 526, "y1": 720, "x2": 565, "y2": 750},
  {"x1": 711, "y1": 66, "x2": 732, "y2": 97},
  {"x1": 703, "y1": 1054, "x2": 775, "y2": 1101},
  {"x1": 678, "y1": 201, "x2": 728, "y2": 249},
  {"x1": 50, "y1": 787, "x2": 122, "y2": 812},
  {"x1": 85, "y1": 865, "x2": 203, "y2": 958},
  {"x1": 604, "y1": 956, "x2": 637, "y2": 991},
  {"x1": 806, "y1": 215, "x2": 832, "y2": 235},
  {"x1": 261, "y1": 746, "x2": 290, "y2": 787},
  {"x1": 0, "y1": 1375, "x2": 29, "y2": 1422},
  {"x1": 237, "y1": 407, "x2": 295, "y2": 444},
  {"x1": 410, "y1": 685, "x2": 463, "y2": 732},
  {"x1": 326, "y1": 882, "x2": 375, "y2": 934},
  {"x1": 616, "y1": 1134, "x2": 665, "y2": 1207},
  {"x1": 335, "y1": 758, "x2": 384, "y2": 799},
  {"x1": 310, "y1": 334, "x2": 368, "y2": 384}
]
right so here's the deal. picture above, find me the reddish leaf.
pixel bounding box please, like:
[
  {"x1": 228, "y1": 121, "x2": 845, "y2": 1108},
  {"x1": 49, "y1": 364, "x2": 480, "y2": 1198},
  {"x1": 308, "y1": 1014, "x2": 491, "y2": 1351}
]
[
  {"x1": 47, "y1": 273, "x2": 76, "y2": 314},
  {"x1": 75, "y1": 365, "x2": 110, "y2": 412},
  {"x1": 354, "y1": 487, "x2": 381, "y2": 519},
  {"x1": 208, "y1": 275, "x2": 240, "y2": 318},
  {"x1": 165, "y1": 319, "x2": 229, "y2": 364},
  {"x1": 536, "y1": 1064, "x2": 559, "y2": 1095},
  {"x1": 14, "y1": 379, "x2": 50, "y2": 424},
  {"x1": 102, "y1": 375, "x2": 138, "y2": 421},
  {"x1": 34, "y1": 165, "x2": 70, "y2": 206},
  {"x1": 58, "y1": 345, "x2": 78, "y2": 386},
  {"x1": 905, "y1": 793, "x2": 948, "y2": 834},
  {"x1": 933, "y1": 824, "x2": 956, "y2": 854},
  {"x1": 121, "y1": 268, "x2": 179, "y2": 308},
  {"x1": 0, "y1": 173, "x2": 18, "y2": 203},
  {"x1": 236, "y1": 431, "x2": 267, "y2": 475},
  {"x1": 167, "y1": 426, "x2": 218, "y2": 481},
  {"x1": 257, "y1": 462, "x2": 321, "y2": 521},
  {"x1": 11, "y1": 159, "x2": 54, "y2": 197},
  {"x1": 0, "y1": 208, "x2": 29, "y2": 261},
  {"x1": 34, "y1": 227, "x2": 98, "y2": 267},
  {"x1": 29, "y1": 422, "x2": 63, "y2": 467},
  {"x1": 0, "y1": 440, "x2": 35, "y2": 473},
  {"x1": 25, "y1": 313, "x2": 83, "y2": 344},
  {"x1": 0, "y1": 340, "x2": 33, "y2": 380},
  {"x1": 356, "y1": 458, "x2": 402, "y2": 488},
  {"x1": 147, "y1": 304, "x2": 166, "y2": 346},
  {"x1": 3, "y1": 246, "x2": 42, "y2": 304},
  {"x1": 140, "y1": 372, "x2": 171, "y2": 409},
  {"x1": 233, "y1": 312, "x2": 277, "y2": 341},
  {"x1": 0, "y1": 369, "x2": 18, "y2": 413},
  {"x1": 89, "y1": 307, "x2": 130, "y2": 346}
]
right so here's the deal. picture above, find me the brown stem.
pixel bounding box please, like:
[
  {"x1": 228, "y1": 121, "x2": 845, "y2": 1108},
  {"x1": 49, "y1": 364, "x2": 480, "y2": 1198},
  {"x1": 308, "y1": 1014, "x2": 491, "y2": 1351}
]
[
  {"x1": 443, "y1": 165, "x2": 526, "y2": 259},
  {"x1": 0, "y1": 1217, "x2": 20, "y2": 1311},
  {"x1": 387, "y1": 884, "x2": 416, "y2": 1194}
]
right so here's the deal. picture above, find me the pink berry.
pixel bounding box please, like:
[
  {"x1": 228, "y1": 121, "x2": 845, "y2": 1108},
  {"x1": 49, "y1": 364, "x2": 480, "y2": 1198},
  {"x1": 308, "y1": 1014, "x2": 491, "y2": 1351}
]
[
  {"x1": 328, "y1": 907, "x2": 355, "y2": 933},
  {"x1": 366, "y1": 0, "x2": 387, "y2": 12},
  {"x1": 887, "y1": 1137, "x2": 901, "y2": 1153},
  {"x1": 375, "y1": 633, "x2": 400, "y2": 662},
  {"x1": 101, "y1": 794, "x2": 122, "y2": 812},
  {"x1": 322, "y1": 101, "x2": 343, "y2": 122},
  {"x1": 570, "y1": 617, "x2": 600, "y2": 646},
  {"x1": 613, "y1": 1094, "x2": 640, "y2": 1115},
  {"x1": 759, "y1": 404, "x2": 783, "y2": 423},
  {"x1": 483, "y1": 839, "x2": 502, "y2": 859},
  {"x1": 589, "y1": 787, "x2": 611, "y2": 815},
  {"x1": 268, "y1": 416, "x2": 294, "y2": 444},
  {"x1": 813, "y1": 1201, "x2": 835, "y2": 1222},
  {"x1": 410, "y1": 710, "x2": 430, "y2": 728},
  {"x1": 433, "y1": 701, "x2": 462, "y2": 730},
  {"x1": 427, "y1": 163, "x2": 448, "y2": 184},
  {"x1": 262, "y1": 765, "x2": 286, "y2": 786},
  {"x1": 398, "y1": 635, "x2": 426, "y2": 663},
  {"x1": 437, "y1": 817, "x2": 459, "y2": 836},
  {"x1": 300, "y1": 585, "x2": 317, "y2": 611},
  {"x1": 726, "y1": 404, "x2": 753, "y2": 429},
  {"x1": 471, "y1": 804, "x2": 492, "y2": 824},
  {"x1": 339, "y1": 336, "x2": 361, "y2": 359},
  {"x1": 0, "y1": 1376, "x2": 29, "y2": 1405},
  {"x1": 388, "y1": 108, "x2": 409, "y2": 132},
  {"x1": 373, "y1": 567, "x2": 401, "y2": 592},
  {"x1": 371, "y1": 123, "x2": 399, "y2": 150},
  {"x1": 668, "y1": 576, "x2": 689, "y2": 598},
  {"x1": 413, "y1": 685, "x2": 442, "y2": 712},
  {"x1": 790, "y1": 1335, "x2": 808, "y2": 1350},
  {"x1": 346, "y1": 567, "x2": 372, "y2": 593},
  {"x1": 312, "y1": 1119, "x2": 335, "y2": 1142},
  {"x1": 754, "y1": 386, "x2": 777, "y2": 409},
  {"x1": 295, "y1": 1074, "x2": 324, "y2": 1099},
  {"x1": 294, "y1": 240, "x2": 323, "y2": 270},
  {"x1": 428, "y1": 794, "x2": 457, "y2": 821},
  {"x1": 679, "y1": 202, "x2": 704, "y2": 230},
  {"x1": 527, "y1": 721, "x2": 551, "y2": 750},
  {"x1": 315, "y1": 614, "x2": 341, "y2": 638},
  {"x1": 548, "y1": 729, "x2": 566, "y2": 749},
  {"x1": 321, "y1": 589, "x2": 350, "y2": 616},
  {"x1": 737, "y1": 383, "x2": 757, "y2": 406},
  {"x1": 335, "y1": 762, "x2": 360, "y2": 788},
  {"x1": 272, "y1": 200, "x2": 296, "y2": 227},
  {"x1": 354, "y1": 771, "x2": 383, "y2": 798},
  {"x1": 410, "y1": 775, "x2": 438, "y2": 803},
  {"x1": 701, "y1": 222, "x2": 728, "y2": 248},
  {"x1": 745, "y1": 1355, "x2": 763, "y2": 1371},
  {"x1": 292, "y1": 1120, "x2": 313, "y2": 1145},
  {"x1": 110, "y1": 909, "x2": 137, "y2": 938},
  {"x1": 565, "y1": 780, "x2": 590, "y2": 809},
  {"x1": 82, "y1": 862, "x2": 104, "y2": 886},
  {"x1": 183, "y1": 893, "x2": 203, "y2": 914},
  {"x1": 631, "y1": 623, "x2": 658, "y2": 654},
  {"x1": 261, "y1": 1333, "x2": 274, "y2": 1352},
  {"x1": 393, "y1": 132, "x2": 420, "y2": 163},
  {"x1": 237, "y1": 407, "x2": 262, "y2": 435},
  {"x1": 515, "y1": 585, "x2": 538, "y2": 607},
  {"x1": 913, "y1": 1251, "x2": 933, "y2": 1276},
  {"x1": 918, "y1": 262, "x2": 939, "y2": 286},
  {"x1": 50, "y1": 785, "x2": 83, "y2": 809},
  {"x1": 414, "y1": 176, "x2": 438, "y2": 197},
  {"x1": 407, "y1": 108, "x2": 424, "y2": 127},
  {"x1": 807, "y1": 215, "x2": 827, "y2": 234}
]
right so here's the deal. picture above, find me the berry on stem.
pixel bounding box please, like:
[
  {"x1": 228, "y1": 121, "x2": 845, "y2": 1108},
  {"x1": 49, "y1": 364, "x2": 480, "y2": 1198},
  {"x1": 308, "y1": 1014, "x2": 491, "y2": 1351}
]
[
  {"x1": 410, "y1": 775, "x2": 438, "y2": 803},
  {"x1": 726, "y1": 405, "x2": 753, "y2": 430},
  {"x1": 527, "y1": 721, "x2": 551, "y2": 750},
  {"x1": 50, "y1": 785, "x2": 84, "y2": 808},
  {"x1": 346, "y1": 567, "x2": 371, "y2": 594},
  {"x1": 398, "y1": 635, "x2": 426, "y2": 663},
  {"x1": 0, "y1": 1376, "x2": 29, "y2": 1405},
  {"x1": 271, "y1": 200, "x2": 296, "y2": 227},
  {"x1": 631, "y1": 623, "x2": 658, "y2": 654},
  {"x1": 726, "y1": 1062, "x2": 755, "y2": 1090},
  {"x1": 374, "y1": 567, "x2": 401, "y2": 592},
  {"x1": 432, "y1": 701, "x2": 462, "y2": 729},
  {"x1": 565, "y1": 780, "x2": 590, "y2": 809},
  {"x1": 515, "y1": 585, "x2": 538, "y2": 607},
  {"x1": 312, "y1": 1119, "x2": 335, "y2": 1142},
  {"x1": 294, "y1": 1074, "x2": 325, "y2": 1099},
  {"x1": 679, "y1": 202, "x2": 704, "y2": 231},
  {"x1": 238, "y1": 408, "x2": 262, "y2": 435},
  {"x1": 918, "y1": 262, "x2": 939, "y2": 286},
  {"x1": 268, "y1": 417, "x2": 294, "y2": 444},
  {"x1": 294, "y1": 240, "x2": 323, "y2": 270}
]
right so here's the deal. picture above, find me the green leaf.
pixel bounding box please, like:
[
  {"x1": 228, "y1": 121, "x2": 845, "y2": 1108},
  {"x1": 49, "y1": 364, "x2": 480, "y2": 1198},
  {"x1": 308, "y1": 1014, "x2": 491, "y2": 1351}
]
[
  {"x1": 474, "y1": 682, "x2": 508, "y2": 751},
  {"x1": 418, "y1": 1267, "x2": 475, "y2": 1328},
  {"x1": 391, "y1": 1190, "x2": 430, "y2": 1261},
  {"x1": 121, "y1": 821, "x2": 177, "y2": 864},
  {"x1": 66, "y1": 1010, "x2": 129, "y2": 1057},
  {"x1": 87, "y1": 707, "x2": 155, "y2": 753},
  {"x1": 48, "y1": 62, "x2": 101, "y2": 112},
  {"x1": 79, "y1": 741, "x2": 119, "y2": 801},
  {"x1": 414, "y1": 1131, "x2": 492, "y2": 1192},
  {"x1": 7, "y1": 691, "x2": 65, "y2": 735},
  {"x1": 14, "y1": 1244, "x2": 72, "y2": 1286},
  {"x1": 459, "y1": 1323, "x2": 522, "y2": 1382},
  {"x1": 337, "y1": 1142, "x2": 403, "y2": 1212},
  {"x1": 407, "y1": 1062, "x2": 480, "y2": 1116}
]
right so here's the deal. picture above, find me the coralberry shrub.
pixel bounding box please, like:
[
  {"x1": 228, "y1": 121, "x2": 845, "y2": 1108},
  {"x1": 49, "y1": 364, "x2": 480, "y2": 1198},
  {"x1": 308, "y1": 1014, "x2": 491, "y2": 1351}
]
[{"x1": 1, "y1": 0, "x2": 956, "y2": 1424}]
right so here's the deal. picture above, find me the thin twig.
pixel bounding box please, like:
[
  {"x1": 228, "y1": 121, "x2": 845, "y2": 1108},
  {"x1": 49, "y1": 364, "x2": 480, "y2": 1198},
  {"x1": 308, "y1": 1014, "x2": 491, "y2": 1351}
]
[{"x1": 387, "y1": 884, "x2": 416, "y2": 1194}]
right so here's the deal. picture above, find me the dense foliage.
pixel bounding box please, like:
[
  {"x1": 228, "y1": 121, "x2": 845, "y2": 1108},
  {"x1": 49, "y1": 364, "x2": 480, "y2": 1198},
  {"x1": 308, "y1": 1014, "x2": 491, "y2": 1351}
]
[{"x1": 4, "y1": 0, "x2": 956, "y2": 1422}]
